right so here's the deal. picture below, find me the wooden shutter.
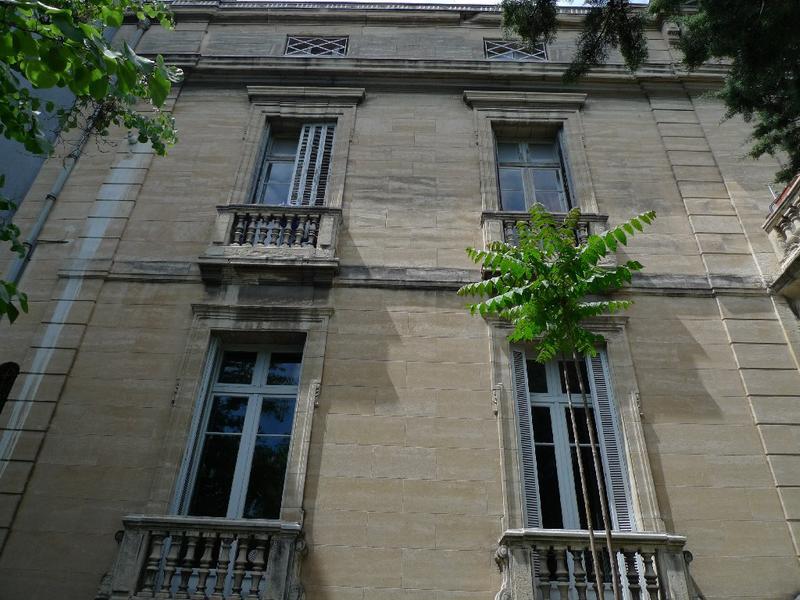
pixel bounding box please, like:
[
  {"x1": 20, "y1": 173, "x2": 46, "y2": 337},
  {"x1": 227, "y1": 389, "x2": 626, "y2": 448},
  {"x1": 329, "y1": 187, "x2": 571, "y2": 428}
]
[
  {"x1": 512, "y1": 349, "x2": 542, "y2": 528},
  {"x1": 557, "y1": 129, "x2": 577, "y2": 209},
  {"x1": 288, "y1": 123, "x2": 336, "y2": 207},
  {"x1": 588, "y1": 351, "x2": 634, "y2": 531}
]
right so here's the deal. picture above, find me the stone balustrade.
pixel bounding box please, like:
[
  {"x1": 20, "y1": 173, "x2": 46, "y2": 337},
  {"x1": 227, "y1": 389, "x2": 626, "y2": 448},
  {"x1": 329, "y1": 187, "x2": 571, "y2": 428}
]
[
  {"x1": 763, "y1": 174, "x2": 800, "y2": 297},
  {"x1": 495, "y1": 528, "x2": 696, "y2": 600},
  {"x1": 96, "y1": 515, "x2": 305, "y2": 600},
  {"x1": 200, "y1": 204, "x2": 342, "y2": 282},
  {"x1": 483, "y1": 211, "x2": 615, "y2": 266}
]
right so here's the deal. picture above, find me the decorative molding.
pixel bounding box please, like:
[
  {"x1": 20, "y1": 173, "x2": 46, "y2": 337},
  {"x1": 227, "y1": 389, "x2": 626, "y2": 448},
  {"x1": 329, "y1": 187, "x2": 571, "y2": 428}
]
[
  {"x1": 246, "y1": 85, "x2": 366, "y2": 103},
  {"x1": 464, "y1": 90, "x2": 588, "y2": 110},
  {"x1": 191, "y1": 303, "x2": 334, "y2": 322}
]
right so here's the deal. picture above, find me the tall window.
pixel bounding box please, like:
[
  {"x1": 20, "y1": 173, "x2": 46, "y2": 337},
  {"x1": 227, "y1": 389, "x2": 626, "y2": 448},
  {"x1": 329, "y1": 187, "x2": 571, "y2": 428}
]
[
  {"x1": 186, "y1": 348, "x2": 303, "y2": 520},
  {"x1": 512, "y1": 350, "x2": 632, "y2": 531},
  {"x1": 496, "y1": 138, "x2": 571, "y2": 212},
  {"x1": 252, "y1": 123, "x2": 335, "y2": 207}
]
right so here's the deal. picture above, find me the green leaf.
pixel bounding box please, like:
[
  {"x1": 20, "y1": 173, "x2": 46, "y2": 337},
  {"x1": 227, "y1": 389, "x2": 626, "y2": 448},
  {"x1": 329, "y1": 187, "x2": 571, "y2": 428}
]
[
  {"x1": 45, "y1": 46, "x2": 68, "y2": 72},
  {"x1": 612, "y1": 228, "x2": 627, "y2": 245},
  {"x1": 150, "y1": 68, "x2": 170, "y2": 107}
]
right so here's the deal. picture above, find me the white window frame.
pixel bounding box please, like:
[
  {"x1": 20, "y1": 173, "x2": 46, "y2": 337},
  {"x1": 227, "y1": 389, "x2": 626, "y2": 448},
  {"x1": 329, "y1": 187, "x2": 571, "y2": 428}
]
[
  {"x1": 485, "y1": 39, "x2": 548, "y2": 62},
  {"x1": 182, "y1": 346, "x2": 303, "y2": 520},
  {"x1": 285, "y1": 36, "x2": 349, "y2": 57}
]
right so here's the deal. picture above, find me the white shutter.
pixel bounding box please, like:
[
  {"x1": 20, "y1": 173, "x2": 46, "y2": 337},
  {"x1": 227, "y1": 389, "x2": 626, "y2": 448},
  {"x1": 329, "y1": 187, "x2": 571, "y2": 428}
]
[
  {"x1": 512, "y1": 349, "x2": 542, "y2": 528},
  {"x1": 588, "y1": 351, "x2": 633, "y2": 531},
  {"x1": 288, "y1": 123, "x2": 336, "y2": 207}
]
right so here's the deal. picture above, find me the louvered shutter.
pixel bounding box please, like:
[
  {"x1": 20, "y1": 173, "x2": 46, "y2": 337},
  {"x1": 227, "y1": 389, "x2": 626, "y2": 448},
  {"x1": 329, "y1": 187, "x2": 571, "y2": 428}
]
[
  {"x1": 588, "y1": 351, "x2": 634, "y2": 531},
  {"x1": 288, "y1": 123, "x2": 336, "y2": 207},
  {"x1": 512, "y1": 350, "x2": 542, "y2": 528}
]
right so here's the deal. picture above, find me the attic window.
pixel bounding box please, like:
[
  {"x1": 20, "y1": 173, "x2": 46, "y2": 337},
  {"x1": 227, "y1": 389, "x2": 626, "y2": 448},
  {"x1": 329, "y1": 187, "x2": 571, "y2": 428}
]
[
  {"x1": 485, "y1": 39, "x2": 547, "y2": 62},
  {"x1": 285, "y1": 36, "x2": 348, "y2": 57}
]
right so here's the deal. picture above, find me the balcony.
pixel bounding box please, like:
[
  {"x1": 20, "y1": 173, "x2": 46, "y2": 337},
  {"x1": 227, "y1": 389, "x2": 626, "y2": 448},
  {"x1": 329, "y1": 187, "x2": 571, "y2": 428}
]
[
  {"x1": 764, "y1": 174, "x2": 800, "y2": 299},
  {"x1": 199, "y1": 205, "x2": 342, "y2": 283},
  {"x1": 482, "y1": 211, "x2": 616, "y2": 266},
  {"x1": 96, "y1": 515, "x2": 305, "y2": 600},
  {"x1": 495, "y1": 528, "x2": 696, "y2": 600}
]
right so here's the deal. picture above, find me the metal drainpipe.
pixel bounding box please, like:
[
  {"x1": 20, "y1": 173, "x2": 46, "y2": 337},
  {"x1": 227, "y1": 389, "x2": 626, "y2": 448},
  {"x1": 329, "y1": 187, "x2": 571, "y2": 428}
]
[{"x1": 4, "y1": 19, "x2": 152, "y2": 286}]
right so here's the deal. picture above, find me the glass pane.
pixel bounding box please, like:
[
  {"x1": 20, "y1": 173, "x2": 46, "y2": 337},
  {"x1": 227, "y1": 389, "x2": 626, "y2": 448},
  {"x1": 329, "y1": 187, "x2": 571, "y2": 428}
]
[
  {"x1": 242, "y1": 437, "x2": 291, "y2": 519},
  {"x1": 258, "y1": 397, "x2": 296, "y2": 435},
  {"x1": 270, "y1": 137, "x2": 298, "y2": 156},
  {"x1": 558, "y1": 360, "x2": 591, "y2": 395},
  {"x1": 565, "y1": 406, "x2": 598, "y2": 446},
  {"x1": 189, "y1": 434, "x2": 241, "y2": 517},
  {"x1": 528, "y1": 142, "x2": 557, "y2": 163},
  {"x1": 267, "y1": 353, "x2": 303, "y2": 385},
  {"x1": 207, "y1": 396, "x2": 248, "y2": 433},
  {"x1": 500, "y1": 189, "x2": 526, "y2": 212},
  {"x1": 532, "y1": 169, "x2": 561, "y2": 191},
  {"x1": 572, "y1": 445, "x2": 604, "y2": 530},
  {"x1": 526, "y1": 360, "x2": 548, "y2": 393},
  {"x1": 263, "y1": 183, "x2": 290, "y2": 205},
  {"x1": 218, "y1": 351, "x2": 257, "y2": 384},
  {"x1": 532, "y1": 406, "x2": 553, "y2": 443},
  {"x1": 499, "y1": 167, "x2": 524, "y2": 190},
  {"x1": 267, "y1": 161, "x2": 293, "y2": 184},
  {"x1": 535, "y1": 444, "x2": 563, "y2": 529},
  {"x1": 496, "y1": 142, "x2": 521, "y2": 163},
  {"x1": 534, "y1": 191, "x2": 565, "y2": 212}
]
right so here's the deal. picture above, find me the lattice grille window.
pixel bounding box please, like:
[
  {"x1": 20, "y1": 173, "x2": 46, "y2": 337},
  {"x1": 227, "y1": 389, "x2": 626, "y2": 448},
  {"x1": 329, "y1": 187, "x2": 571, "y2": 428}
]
[
  {"x1": 285, "y1": 36, "x2": 348, "y2": 57},
  {"x1": 485, "y1": 39, "x2": 547, "y2": 62}
]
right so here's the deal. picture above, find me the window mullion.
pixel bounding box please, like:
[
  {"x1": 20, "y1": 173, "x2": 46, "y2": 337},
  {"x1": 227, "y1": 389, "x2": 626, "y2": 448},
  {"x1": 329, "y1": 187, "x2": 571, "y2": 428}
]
[
  {"x1": 553, "y1": 403, "x2": 581, "y2": 530},
  {"x1": 227, "y1": 394, "x2": 262, "y2": 518}
]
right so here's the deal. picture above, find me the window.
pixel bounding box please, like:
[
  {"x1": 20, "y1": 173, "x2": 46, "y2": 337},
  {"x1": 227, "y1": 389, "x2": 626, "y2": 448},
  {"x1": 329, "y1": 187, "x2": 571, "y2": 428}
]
[
  {"x1": 0, "y1": 362, "x2": 19, "y2": 415},
  {"x1": 252, "y1": 123, "x2": 335, "y2": 207},
  {"x1": 512, "y1": 350, "x2": 632, "y2": 531},
  {"x1": 496, "y1": 138, "x2": 571, "y2": 212},
  {"x1": 185, "y1": 348, "x2": 303, "y2": 520},
  {"x1": 485, "y1": 39, "x2": 547, "y2": 62},
  {"x1": 285, "y1": 36, "x2": 348, "y2": 57}
]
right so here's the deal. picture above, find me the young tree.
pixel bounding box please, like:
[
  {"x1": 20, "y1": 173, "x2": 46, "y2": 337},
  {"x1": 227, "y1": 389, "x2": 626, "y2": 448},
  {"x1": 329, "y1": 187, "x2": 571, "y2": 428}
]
[
  {"x1": 501, "y1": 0, "x2": 800, "y2": 183},
  {"x1": 0, "y1": 0, "x2": 183, "y2": 321},
  {"x1": 458, "y1": 205, "x2": 655, "y2": 599}
]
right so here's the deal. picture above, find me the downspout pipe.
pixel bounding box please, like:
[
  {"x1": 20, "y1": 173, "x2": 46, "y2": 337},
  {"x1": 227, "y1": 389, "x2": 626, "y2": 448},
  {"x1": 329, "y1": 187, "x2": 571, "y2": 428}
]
[{"x1": 4, "y1": 19, "x2": 152, "y2": 287}]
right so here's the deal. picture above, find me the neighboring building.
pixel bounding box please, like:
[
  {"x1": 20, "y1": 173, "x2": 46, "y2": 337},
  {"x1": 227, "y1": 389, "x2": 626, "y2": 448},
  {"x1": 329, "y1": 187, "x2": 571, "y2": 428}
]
[{"x1": 1, "y1": 2, "x2": 800, "y2": 599}]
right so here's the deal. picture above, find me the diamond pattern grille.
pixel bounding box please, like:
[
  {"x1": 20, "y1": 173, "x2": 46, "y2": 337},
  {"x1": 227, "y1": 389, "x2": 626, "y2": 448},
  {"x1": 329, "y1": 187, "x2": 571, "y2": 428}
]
[
  {"x1": 285, "y1": 36, "x2": 348, "y2": 57},
  {"x1": 485, "y1": 39, "x2": 547, "y2": 62}
]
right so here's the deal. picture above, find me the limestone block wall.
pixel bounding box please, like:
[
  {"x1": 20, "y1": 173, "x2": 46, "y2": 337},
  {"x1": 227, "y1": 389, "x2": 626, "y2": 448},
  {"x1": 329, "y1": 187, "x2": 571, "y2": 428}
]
[{"x1": 0, "y1": 7, "x2": 798, "y2": 600}]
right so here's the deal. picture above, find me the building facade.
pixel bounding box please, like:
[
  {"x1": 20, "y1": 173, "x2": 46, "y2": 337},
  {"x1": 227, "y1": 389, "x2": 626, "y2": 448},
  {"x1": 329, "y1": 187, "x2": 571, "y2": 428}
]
[{"x1": 1, "y1": 3, "x2": 799, "y2": 599}]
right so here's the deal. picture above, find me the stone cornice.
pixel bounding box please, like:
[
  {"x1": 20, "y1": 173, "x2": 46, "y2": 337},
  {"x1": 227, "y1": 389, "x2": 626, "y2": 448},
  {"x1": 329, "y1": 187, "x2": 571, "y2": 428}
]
[
  {"x1": 464, "y1": 90, "x2": 587, "y2": 110},
  {"x1": 246, "y1": 85, "x2": 366, "y2": 103},
  {"x1": 168, "y1": 55, "x2": 726, "y2": 88}
]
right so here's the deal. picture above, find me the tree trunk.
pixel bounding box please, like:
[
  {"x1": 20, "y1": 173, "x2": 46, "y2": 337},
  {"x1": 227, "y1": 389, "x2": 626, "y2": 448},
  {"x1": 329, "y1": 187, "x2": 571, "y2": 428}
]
[
  {"x1": 559, "y1": 357, "x2": 605, "y2": 599},
  {"x1": 572, "y1": 351, "x2": 622, "y2": 600}
]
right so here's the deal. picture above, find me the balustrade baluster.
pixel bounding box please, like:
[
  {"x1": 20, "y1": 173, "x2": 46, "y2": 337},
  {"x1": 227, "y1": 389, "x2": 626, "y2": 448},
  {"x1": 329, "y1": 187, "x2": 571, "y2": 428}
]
[
  {"x1": 554, "y1": 547, "x2": 570, "y2": 600},
  {"x1": 294, "y1": 215, "x2": 307, "y2": 247},
  {"x1": 192, "y1": 532, "x2": 216, "y2": 600},
  {"x1": 231, "y1": 215, "x2": 245, "y2": 246},
  {"x1": 246, "y1": 535, "x2": 269, "y2": 599},
  {"x1": 230, "y1": 536, "x2": 250, "y2": 598},
  {"x1": 536, "y1": 548, "x2": 552, "y2": 599},
  {"x1": 306, "y1": 216, "x2": 318, "y2": 247},
  {"x1": 572, "y1": 548, "x2": 588, "y2": 600},
  {"x1": 281, "y1": 216, "x2": 293, "y2": 247},
  {"x1": 623, "y1": 551, "x2": 641, "y2": 600},
  {"x1": 211, "y1": 535, "x2": 234, "y2": 599},
  {"x1": 158, "y1": 533, "x2": 183, "y2": 598},
  {"x1": 244, "y1": 216, "x2": 256, "y2": 246},
  {"x1": 641, "y1": 551, "x2": 659, "y2": 600},
  {"x1": 503, "y1": 220, "x2": 515, "y2": 244},
  {"x1": 139, "y1": 531, "x2": 166, "y2": 595},
  {"x1": 176, "y1": 533, "x2": 199, "y2": 599},
  {"x1": 254, "y1": 215, "x2": 267, "y2": 246},
  {"x1": 267, "y1": 217, "x2": 280, "y2": 246}
]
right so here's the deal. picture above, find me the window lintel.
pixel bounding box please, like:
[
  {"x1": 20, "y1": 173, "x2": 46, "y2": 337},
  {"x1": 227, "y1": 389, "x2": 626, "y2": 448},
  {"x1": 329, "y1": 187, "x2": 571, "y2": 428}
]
[
  {"x1": 246, "y1": 85, "x2": 365, "y2": 104},
  {"x1": 463, "y1": 90, "x2": 587, "y2": 110}
]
